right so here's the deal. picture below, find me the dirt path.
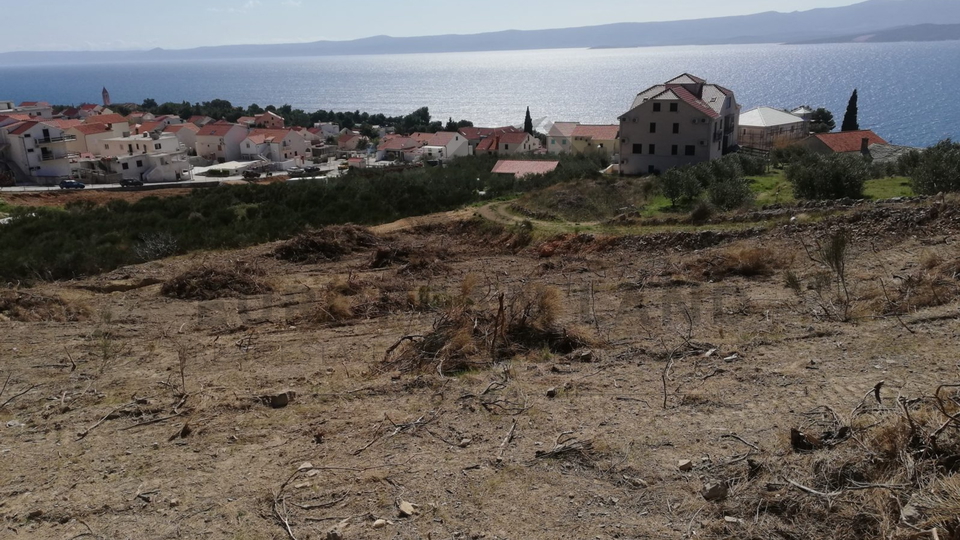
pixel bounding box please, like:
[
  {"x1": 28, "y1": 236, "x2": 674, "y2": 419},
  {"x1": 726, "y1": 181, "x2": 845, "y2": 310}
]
[{"x1": 370, "y1": 207, "x2": 477, "y2": 233}]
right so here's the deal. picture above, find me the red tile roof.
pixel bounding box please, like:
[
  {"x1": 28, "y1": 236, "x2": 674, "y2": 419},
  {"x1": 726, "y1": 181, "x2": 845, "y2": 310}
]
[
  {"x1": 71, "y1": 123, "x2": 112, "y2": 135},
  {"x1": 476, "y1": 137, "x2": 497, "y2": 152},
  {"x1": 572, "y1": 124, "x2": 619, "y2": 140},
  {"x1": 7, "y1": 121, "x2": 39, "y2": 136},
  {"x1": 0, "y1": 114, "x2": 34, "y2": 123},
  {"x1": 492, "y1": 160, "x2": 559, "y2": 178},
  {"x1": 43, "y1": 119, "x2": 82, "y2": 130},
  {"x1": 498, "y1": 131, "x2": 531, "y2": 145},
  {"x1": 425, "y1": 131, "x2": 461, "y2": 146},
  {"x1": 164, "y1": 123, "x2": 199, "y2": 133},
  {"x1": 198, "y1": 123, "x2": 243, "y2": 137},
  {"x1": 459, "y1": 126, "x2": 520, "y2": 141},
  {"x1": 378, "y1": 136, "x2": 420, "y2": 152},
  {"x1": 812, "y1": 130, "x2": 888, "y2": 153},
  {"x1": 410, "y1": 132, "x2": 434, "y2": 144},
  {"x1": 137, "y1": 121, "x2": 164, "y2": 133},
  {"x1": 663, "y1": 87, "x2": 720, "y2": 119},
  {"x1": 237, "y1": 116, "x2": 256, "y2": 125},
  {"x1": 79, "y1": 104, "x2": 100, "y2": 111},
  {"x1": 84, "y1": 113, "x2": 127, "y2": 125}
]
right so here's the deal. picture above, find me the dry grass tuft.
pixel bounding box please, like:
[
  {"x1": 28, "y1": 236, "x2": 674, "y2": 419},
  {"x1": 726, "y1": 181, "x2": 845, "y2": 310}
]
[
  {"x1": 160, "y1": 261, "x2": 271, "y2": 300},
  {"x1": 386, "y1": 282, "x2": 596, "y2": 375},
  {"x1": 685, "y1": 245, "x2": 795, "y2": 281},
  {"x1": 0, "y1": 289, "x2": 89, "y2": 322},
  {"x1": 882, "y1": 256, "x2": 960, "y2": 315},
  {"x1": 717, "y1": 386, "x2": 960, "y2": 540},
  {"x1": 272, "y1": 225, "x2": 379, "y2": 263}
]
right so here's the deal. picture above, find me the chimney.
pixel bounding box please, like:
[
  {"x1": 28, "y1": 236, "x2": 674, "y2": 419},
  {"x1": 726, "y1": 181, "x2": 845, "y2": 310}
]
[{"x1": 861, "y1": 137, "x2": 870, "y2": 154}]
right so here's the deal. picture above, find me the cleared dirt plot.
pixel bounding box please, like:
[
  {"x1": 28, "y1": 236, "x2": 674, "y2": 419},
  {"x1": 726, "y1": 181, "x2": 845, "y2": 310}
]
[{"x1": 1, "y1": 199, "x2": 960, "y2": 540}]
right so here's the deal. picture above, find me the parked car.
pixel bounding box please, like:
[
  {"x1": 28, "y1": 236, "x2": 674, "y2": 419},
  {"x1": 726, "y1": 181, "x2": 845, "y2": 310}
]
[
  {"x1": 303, "y1": 166, "x2": 321, "y2": 176},
  {"x1": 338, "y1": 162, "x2": 350, "y2": 171},
  {"x1": 58, "y1": 180, "x2": 85, "y2": 190},
  {"x1": 119, "y1": 179, "x2": 143, "y2": 187},
  {"x1": 242, "y1": 170, "x2": 262, "y2": 179},
  {"x1": 287, "y1": 167, "x2": 305, "y2": 178}
]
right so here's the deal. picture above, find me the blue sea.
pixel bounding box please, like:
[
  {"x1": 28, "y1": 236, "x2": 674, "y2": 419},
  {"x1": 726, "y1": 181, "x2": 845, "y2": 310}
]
[{"x1": 2, "y1": 42, "x2": 959, "y2": 147}]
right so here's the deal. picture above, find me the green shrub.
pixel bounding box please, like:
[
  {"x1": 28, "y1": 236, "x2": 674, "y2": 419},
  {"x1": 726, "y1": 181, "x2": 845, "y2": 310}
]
[
  {"x1": 660, "y1": 167, "x2": 703, "y2": 206},
  {"x1": 786, "y1": 153, "x2": 868, "y2": 200},
  {"x1": 708, "y1": 177, "x2": 755, "y2": 210},
  {"x1": 910, "y1": 139, "x2": 960, "y2": 195},
  {"x1": 0, "y1": 154, "x2": 604, "y2": 282}
]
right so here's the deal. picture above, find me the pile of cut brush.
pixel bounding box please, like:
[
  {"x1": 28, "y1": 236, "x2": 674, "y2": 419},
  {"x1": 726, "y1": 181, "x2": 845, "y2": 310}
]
[
  {"x1": 370, "y1": 244, "x2": 453, "y2": 278},
  {"x1": 273, "y1": 225, "x2": 379, "y2": 263},
  {"x1": 0, "y1": 289, "x2": 89, "y2": 322},
  {"x1": 160, "y1": 261, "x2": 271, "y2": 301},
  {"x1": 702, "y1": 383, "x2": 960, "y2": 540},
  {"x1": 384, "y1": 282, "x2": 595, "y2": 375}
]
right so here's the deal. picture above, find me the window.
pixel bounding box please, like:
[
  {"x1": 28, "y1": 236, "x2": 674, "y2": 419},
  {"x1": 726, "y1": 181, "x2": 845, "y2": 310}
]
[
  {"x1": 27, "y1": 148, "x2": 34, "y2": 153},
  {"x1": 551, "y1": 139, "x2": 556, "y2": 145},
  {"x1": 122, "y1": 163, "x2": 129, "y2": 170},
  {"x1": 136, "y1": 160, "x2": 143, "y2": 167},
  {"x1": 648, "y1": 144, "x2": 655, "y2": 155},
  {"x1": 504, "y1": 144, "x2": 509, "y2": 150},
  {"x1": 104, "y1": 144, "x2": 109, "y2": 149},
  {"x1": 673, "y1": 123, "x2": 680, "y2": 134},
  {"x1": 653, "y1": 103, "x2": 661, "y2": 112},
  {"x1": 154, "y1": 143, "x2": 161, "y2": 150},
  {"x1": 671, "y1": 145, "x2": 678, "y2": 155},
  {"x1": 649, "y1": 123, "x2": 656, "y2": 134},
  {"x1": 684, "y1": 145, "x2": 696, "y2": 156},
  {"x1": 669, "y1": 103, "x2": 679, "y2": 112},
  {"x1": 632, "y1": 143, "x2": 643, "y2": 154},
  {"x1": 562, "y1": 139, "x2": 566, "y2": 145},
  {"x1": 648, "y1": 165, "x2": 655, "y2": 174}
]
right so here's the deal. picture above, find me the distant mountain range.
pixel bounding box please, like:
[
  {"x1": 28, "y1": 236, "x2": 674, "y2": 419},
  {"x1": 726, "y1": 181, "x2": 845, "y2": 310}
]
[
  {"x1": 789, "y1": 23, "x2": 960, "y2": 44},
  {"x1": 2, "y1": 0, "x2": 960, "y2": 65}
]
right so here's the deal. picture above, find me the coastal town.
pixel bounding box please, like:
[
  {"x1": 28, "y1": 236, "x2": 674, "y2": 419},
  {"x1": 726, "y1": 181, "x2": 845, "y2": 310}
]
[{"x1": 0, "y1": 74, "x2": 907, "y2": 188}]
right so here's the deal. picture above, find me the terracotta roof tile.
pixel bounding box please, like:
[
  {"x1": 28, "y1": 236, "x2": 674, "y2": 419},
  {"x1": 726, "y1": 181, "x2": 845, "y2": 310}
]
[
  {"x1": 71, "y1": 123, "x2": 113, "y2": 135},
  {"x1": 491, "y1": 160, "x2": 559, "y2": 178},
  {"x1": 83, "y1": 113, "x2": 127, "y2": 125},
  {"x1": 7, "y1": 121, "x2": 39, "y2": 136},
  {"x1": 164, "y1": 123, "x2": 199, "y2": 133},
  {"x1": 572, "y1": 124, "x2": 619, "y2": 140},
  {"x1": 813, "y1": 130, "x2": 888, "y2": 153},
  {"x1": 197, "y1": 123, "x2": 244, "y2": 137}
]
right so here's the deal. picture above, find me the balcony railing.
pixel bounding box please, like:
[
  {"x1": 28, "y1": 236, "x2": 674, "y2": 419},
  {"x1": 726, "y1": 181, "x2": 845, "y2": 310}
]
[
  {"x1": 40, "y1": 152, "x2": 79, "y2": 161},
  {"x1": 36, "y1": 135, "x2": 77, "y2": 144}
]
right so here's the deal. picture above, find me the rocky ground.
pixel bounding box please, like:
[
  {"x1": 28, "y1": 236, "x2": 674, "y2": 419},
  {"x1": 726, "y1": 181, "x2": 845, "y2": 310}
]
[{"x1": 1, "y1": 199, "x2": 959, "y2": 540}]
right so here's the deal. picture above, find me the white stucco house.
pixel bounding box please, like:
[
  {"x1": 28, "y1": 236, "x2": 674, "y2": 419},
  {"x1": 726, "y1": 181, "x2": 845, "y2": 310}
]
[
  {"x1": 547, "y1": 122, "x2": 579, "y2": 154},
  {"x1": 0, "y1": 120, "x2": 76, "y2": 184},
  {"x1": 73, "y1": 132, "x2": 191, "y2": 183},
  {"x1": 421, "y1": 131, "x2": 469, "y2": 163},
  {"x1": 240, "y1": 128, "x2": 308, "y2": 165},
  {"x1": 195, "y1": 122, "x2": 249, "y2": 162}
]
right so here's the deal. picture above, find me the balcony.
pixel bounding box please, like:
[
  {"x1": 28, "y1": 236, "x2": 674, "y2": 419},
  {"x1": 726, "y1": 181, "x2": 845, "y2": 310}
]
[
  {"x1": 40, "y1": 152, "x2": 79, "y2": 162},
  {"x1": 36, "y1": 134, "x2": 77, "y2": 144}
]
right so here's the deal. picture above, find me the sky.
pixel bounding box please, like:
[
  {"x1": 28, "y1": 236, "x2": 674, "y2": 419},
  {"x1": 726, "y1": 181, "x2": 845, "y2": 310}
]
[{"x1": 0, "y1": 0, "x2": 866, "y2": 53}]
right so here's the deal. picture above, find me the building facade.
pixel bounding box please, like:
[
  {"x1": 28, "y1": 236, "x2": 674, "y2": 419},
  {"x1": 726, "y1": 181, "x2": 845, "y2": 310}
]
[
  {"x1": 738, "y1": 107, "x2": 808, "y2": 151},
  {"x1": 619, "y1": 74, "x2": 739, "y2": 175}
]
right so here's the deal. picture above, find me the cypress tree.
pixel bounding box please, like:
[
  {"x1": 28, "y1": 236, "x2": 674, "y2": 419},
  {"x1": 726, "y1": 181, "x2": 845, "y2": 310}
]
[
  {"x1": 841, "y1": 89, "x2": 859, "y2": 132},
  {"x1": 524, "y1": 107, "x2": 533, "y2": 134}
]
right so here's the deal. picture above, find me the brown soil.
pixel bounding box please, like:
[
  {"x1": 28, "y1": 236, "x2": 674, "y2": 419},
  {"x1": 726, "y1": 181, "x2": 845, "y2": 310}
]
[
  {"x1": 2, "y1": 188, "x2": 196, "y2": 207},
  {"x1": 2, "y1": 199, "x2": 960, "y2": 539}
]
